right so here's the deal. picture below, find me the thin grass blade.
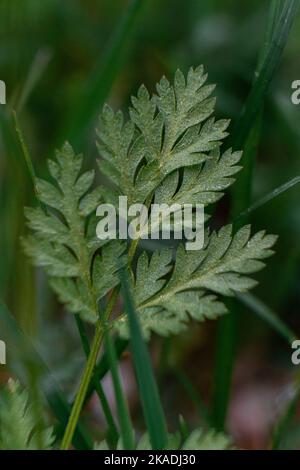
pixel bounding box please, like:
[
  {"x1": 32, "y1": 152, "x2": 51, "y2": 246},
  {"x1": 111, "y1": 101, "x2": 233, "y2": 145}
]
[
  {"x1": 230, "y1": 0, "x2": 300, "y2": 151},
  {"x1": 212, "y1": 0, "x2": 299, "y2": 431},
  {"x1": 104, "y1": 328, "x2": 135, "y2": 450},
  {"x1": 65, "y1": 0, "x2": 146, "y2": 147},
  {"x1": 235, "y1": 175, "x2": 300, "y2": 222},
  {"x1": 74, "y1": 315, "x2": 119, "y2": 447},
  {"x1": 120, "y1": 269, "x2": 168, "y2": 450}
]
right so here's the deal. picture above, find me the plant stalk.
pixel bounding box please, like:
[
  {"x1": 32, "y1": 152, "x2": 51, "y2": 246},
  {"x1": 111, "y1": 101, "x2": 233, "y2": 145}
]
[{"x1": 60, "y1": 289, "x2": 119, "y2": 450}]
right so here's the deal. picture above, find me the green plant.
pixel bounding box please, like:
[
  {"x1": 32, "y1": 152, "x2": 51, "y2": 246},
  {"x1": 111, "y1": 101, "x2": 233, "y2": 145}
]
[
  {"x1": 95, "y1": 428, "x2": 231, "y2": 451},
  {"x1": 24, "y1": 66, "x2": 276, "y2": 333},
  {"x1": 21, "y1": 66, "x2": 277, "y2": 449},
  {"x1": 0, "y1": 379, "x2": 54, "y2": 450}
]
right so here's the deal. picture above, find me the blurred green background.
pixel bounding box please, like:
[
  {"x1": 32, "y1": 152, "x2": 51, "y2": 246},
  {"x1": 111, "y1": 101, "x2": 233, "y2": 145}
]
[{"x1": 1, "y1": 0, "x2": 300, "y2": 449}]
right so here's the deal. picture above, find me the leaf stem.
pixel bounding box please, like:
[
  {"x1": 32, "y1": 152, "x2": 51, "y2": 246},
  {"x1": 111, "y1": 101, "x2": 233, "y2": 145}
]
[
  {"x1": 60, "y1": 289, "x2": 119, "y2": 450},
  {"x1": 74, "y1": 314, "x2": 119, "y2": 446}
]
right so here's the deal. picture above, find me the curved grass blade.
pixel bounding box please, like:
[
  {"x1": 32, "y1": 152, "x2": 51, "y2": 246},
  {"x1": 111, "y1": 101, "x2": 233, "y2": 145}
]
[
  {"x1": 235, "y1": 175, "x2": 300, "y2": 223},
  {"x1": 16, "y1": 48, "x2": 52, "y2": 113},
  {"x1": 237, "y1": 292, "x2": 297, "y2": 344},
  {"x1": 230, "y1": 0, "x2": 300, "y2": 151},
  {"x1": 104, "y1": 328, "x2": 135, "y2": 450},
  {"x1": 272, "y1": 375, "x2": 300, "y2": 449},
  {"x1": 120, "y1": 268, "x2": 168, "y2": 450}
]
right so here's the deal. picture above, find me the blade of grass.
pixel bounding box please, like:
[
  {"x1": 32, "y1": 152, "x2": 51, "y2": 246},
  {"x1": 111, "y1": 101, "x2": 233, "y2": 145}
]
[
  {"x1": 230, "y1": 110, "x2": 263, "y2": 219},
  {"x1": 237, "y1": 292, "x2": 297, "y2": 344},
  {"x1": 256, "y1": 0, "x2": 283, "y2": 75},
  {"x1": 65, "y1": 0, "x2": 146, "y2": 148},
  {"x1": 12, "y1": 110, "x2": 44, "y2": 206},
  {"x1": 0, "y1": 300, "x2": 92, "y2": 449},
  {"x1": 212, "y1": 117, "x2": 261, "y2": 430},
  {"x1": 235, "y1": 175, "x2": 300, "y2": 223},
  {"x1": 212, "y1": 0, "x2": 299, "y2": 431},
  {"x1": 60, "y1": 321, "x2": 105, "y2": 450},
  {"x1": 61, "y1": 203, "x2": 152, "y2": 448},
  {"x1": 103, "y1": 327, "x2": 135, "y2": 450},
  {"x1": 174, "y1": 369, "x2": 209, "y2": 424},
  {"x1": 120, "y1": 268, "x2": 168, "y2": 450},
  {"x1": 16, "y1": 48, "x2": 52, "y2": 113},
  {"x1": 230, "y1": 0, "x2": 300, "y2": 151}
]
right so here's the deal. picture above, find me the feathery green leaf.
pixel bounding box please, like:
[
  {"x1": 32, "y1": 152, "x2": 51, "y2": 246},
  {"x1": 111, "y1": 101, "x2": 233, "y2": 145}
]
[
  {"x1": 0, "y1": 380, "x2": 54, "y2": 450},
  {"x1": 23, "y1": 142, "x2": 126, "y2": 323}
]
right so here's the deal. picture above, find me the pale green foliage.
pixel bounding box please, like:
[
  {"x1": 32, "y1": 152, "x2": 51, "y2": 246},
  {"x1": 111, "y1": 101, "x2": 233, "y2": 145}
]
[
  {"x1": 24, "y1": 66, "x2": 276, "y2": 334},
  {"x1": 0, "y1": 380, "x2": 54, "y2": 450},
  {"x1": 95, "y1": 426, "x2": 230, "y2": 450},
  {"x1": 97, "y1": 66, "x2": 231, "y2": 206},
  {"x1": 23, "y1": 143, "x2": 126, "y2": 322},
  {"x1": 116, "y1": 224, "x2": 277, "y2": 338},
  {"x1": 154, "y1": 147, "x2": 242, "y2": 207},
  {"x1": 182, "y1": 428, "x2": 231, "y2": 450}
]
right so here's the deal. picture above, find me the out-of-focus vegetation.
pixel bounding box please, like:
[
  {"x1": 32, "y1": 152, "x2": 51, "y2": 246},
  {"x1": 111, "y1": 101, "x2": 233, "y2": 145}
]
[{"x1": 1, "y1": 0, "x2": 300, "y2": 450}]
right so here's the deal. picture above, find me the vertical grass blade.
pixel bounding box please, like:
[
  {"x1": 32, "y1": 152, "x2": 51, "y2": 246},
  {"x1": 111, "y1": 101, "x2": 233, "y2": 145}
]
[
  {"x1": 230, "y1": 111, "x2": 263, "y2": 219},
  {"x1": 12, "y1": 111, "x2": 40, "y2": 199},
  {"x1": 235, "y1": 175, "x2": 300, "y2": 223},
  {"x1": 272, "y1": 376, "x2": 300, "y2": 449},
  {"x1": 65, "y1": 0, "x2": 146, "y2": 147},
  {"x1": 120, "y1": 269, "x2": 168, "y2": 450},
  {"x1": 12, "y1": 112, "x2": 119, "y2": 447},
  {"x1": 212, "y1": 0, "x2": 299, "y2": 431},
  {"x1": 231, "y1": 0, "x2": 300, "y2": 151},
  {"x1": 85, "y1": 338, "x2": 128, "y2": 403},
  {"x1": 211, "y1": 303, "x2": 237, "y2": 430},
  {"x1": 104, "y1": 328, "x2": 135, "y2": 450}
]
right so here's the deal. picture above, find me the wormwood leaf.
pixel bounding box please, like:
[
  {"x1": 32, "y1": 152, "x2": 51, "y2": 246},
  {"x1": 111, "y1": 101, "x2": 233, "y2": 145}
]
[
  {"x1": 23, "y1": 142, "x2": 126, "y2": 323},
  {"x1": 154, "y1": 147, "x2": 242, "y2": 207},
  {"x1": 23, "y1": 66, "x2": 277, "y2": 335},
  {"x1": 115, "y1": 225, "x2": 277, "y2": 338},
  {"x1": 97, "y1": 66, "x2": 231, "y2": 206},
  {"x1": 0, "y1": 380, "x2": 54, "y2": 450}
]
